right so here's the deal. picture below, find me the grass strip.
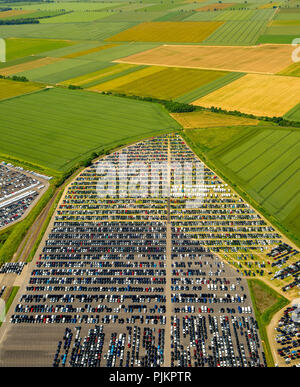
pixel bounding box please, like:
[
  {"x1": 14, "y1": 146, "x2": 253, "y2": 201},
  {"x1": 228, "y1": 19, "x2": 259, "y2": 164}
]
[{"x1": 248, "y1": 279, "x2": 289, "y2": 367}]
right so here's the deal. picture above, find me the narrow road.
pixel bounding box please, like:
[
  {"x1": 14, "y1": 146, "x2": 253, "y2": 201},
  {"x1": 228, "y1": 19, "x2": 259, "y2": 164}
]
[{"x1": 164, "y1": 138, "x2": 172, "y2": 367}]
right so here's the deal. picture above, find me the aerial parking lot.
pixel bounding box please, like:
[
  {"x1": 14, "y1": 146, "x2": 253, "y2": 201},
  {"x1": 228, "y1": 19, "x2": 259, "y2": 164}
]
[
  {"x1": 0, "y1": 134, "x2": 291, "y2": 367},
  {"x1": 0, "y1": 163, "x2": 50, "y2": 230},
  {"x1": 0, "y1": 0, "x2": 299, "y2": 371}
]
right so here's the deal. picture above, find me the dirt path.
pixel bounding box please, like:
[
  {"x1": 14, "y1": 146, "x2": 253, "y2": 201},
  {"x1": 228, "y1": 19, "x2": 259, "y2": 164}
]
[{"x1": 266, "y1": 301, "x2": 294, "y2": 367}]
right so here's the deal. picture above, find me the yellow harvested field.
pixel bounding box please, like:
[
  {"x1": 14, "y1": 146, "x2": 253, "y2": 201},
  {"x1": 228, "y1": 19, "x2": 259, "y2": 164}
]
[
  {"x1": 63, "y1": 43, "x2": 118, "y2": 59},
  {"x1": 118, "y1": 44, "x2": 294, "y2": 74},
  {"x1": 61, "y1": 63, "x2": 136, "y2": 86},
  {"x1": 196, "y1": 3, "x2": 234, "y2": 11},
  {"x1": 89, "y1": 66, "x2": 165, "y2": 92},
  {"x1": 0, "y1": 10, "x2": 33, "y2": 18},
  {"x1": 171, "y1": 111, "x2": 259, "y2": 128},
  {"x1": 0, "y1": 57, "x2": 64, "y2": 76},
  {"x1": 106, "y1": 22, "x2": 223, "y2": 43},
  {"x1": 193, "y1": 74, "x2": 300, "y2": 117}
]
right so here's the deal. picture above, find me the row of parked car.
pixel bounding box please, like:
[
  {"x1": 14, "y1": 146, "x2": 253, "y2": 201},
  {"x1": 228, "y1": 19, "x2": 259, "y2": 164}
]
[{"x1": 7, "y1": 135, "x2": 274, "y2": 367}]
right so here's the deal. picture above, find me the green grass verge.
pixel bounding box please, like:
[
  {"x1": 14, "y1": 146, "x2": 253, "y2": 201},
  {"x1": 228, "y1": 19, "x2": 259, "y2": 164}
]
[
  {"x1": 0, "y1": 286, "x2": 19, "y2": 328},
  {"x1": 248, "y1": 279, "x2": 289, "y2": 367},
  {"x1": 25, "y1": 188, "x2": 64, "y2": 263}
]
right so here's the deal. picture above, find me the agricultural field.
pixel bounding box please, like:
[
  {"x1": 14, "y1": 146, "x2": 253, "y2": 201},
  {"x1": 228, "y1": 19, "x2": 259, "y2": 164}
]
[
  {"x1": 193, "y1": 74, "x2": 300, "y2": 117},
  {"x1": 88, "y1": 66, "x2": 229, "y2": 100},
  {"x1": 273, "y1": 7, "x2": 300, "y2": 20},
  {"x1": 118, "y1": 44, "x2": 294, "y2": 74},
  {"x1": 0, "y1": 10, "x2": 33, "y2": 18},
  {"x1": 39, "y1": 11, "x2": 112, "y2": 24},
  {"x1": 172, "y1": 110, "x2": 259, "y2": 129},
  {"x1": 62, "y1": 43, "x2": 119, "y2": 59},
  {"x1": 278, "y1": 62, "x2": 300, "y2": 77},
  {"x1": 203, "y1": 20, "x2": 269, "y2": 45},
  {"x1": 5, "y1": 38, "x2": 74, "y2": 61},
  {"x1": 205, "y1": 126, "x2": 300, "y2": 243},
  {"x1": 175, "y1": 72, "x2": 245, "y2": 103},
  {"x1": 8, "y1": 2, "x2": 125, "y2": 12},
  {"x1": 0, "y1": 57, "x2": 64, "y2": 77},
  {"x1": 0, "y1": 87, "x2": 180, "y2": 172},
  {"x1": 106, "y1": 21, "x2": 224, "y2": 42},
  {"x1": 0, "y1": 0, "x2": 300, "y2": 370},
  {"x1": 284, "y1": 103, "x2": 300, "y2": 122},
  {"x1": 0, "y1": 21, "x2": 136, "y2": 40},
  {"x1": 0, "y1": 78, "x2": 43, "y2": 100},
  {"x1": 196, "y1": 3, "x2": 235, "y2": 11},
  {"x1": 61, "y1": 63, "x2": 144, "y2": 87}
]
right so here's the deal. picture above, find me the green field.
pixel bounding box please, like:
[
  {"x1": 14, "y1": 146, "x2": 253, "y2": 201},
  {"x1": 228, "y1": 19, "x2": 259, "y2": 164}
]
[
  {"x1": 274, "y1": 8, "x2": 300, "y2": 20},
  {"x1": 206, "y1": 127, "x2": 300, "y2": 244},
  {"x1": 90, "y1": 66, "x2": 230, "y2": 100},
  {"x1": 0, "y1": 87, "x2": 180, "y2": 172},
  {"x1": 40, "y1": 11, "x2": 112, "y2": 23},
  {"x1": 0, "y1": 21, "x2": 136, "y2": 40},
  {"x1": 12, "y1": 2, "x2": 124, "y2": 11},
  {"x1": 203, "y1": 19, "x2": 269, "y2": 45},
  {"x1": 256, "y1": 34, "x2": 299, "y2": 44},
  {"x1": 5, "y1": 37, "x2": 74, "y2": 61},
  {"x1": 248, "y1": 279, "x2": 289, "y2": 367},
  {"x1": 284, "y1": 103, "x2": 300, "y2": 121}
]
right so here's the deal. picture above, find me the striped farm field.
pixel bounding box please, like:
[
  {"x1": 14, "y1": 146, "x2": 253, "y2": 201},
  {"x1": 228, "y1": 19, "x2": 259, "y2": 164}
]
[
  {"x1": 0, "y1": 88, "x2": 180, "y2": 172},
  {"x1": 14, "y1": 58, "x2": 114, "y2": 83},
  {"x1": 88, "y1": 66, "x2": 229, "y2": 100},
  {"x1": 284, "y1": 103, "x2": 300, "y2": 122},
  {"x1": 88, "y1": 66, "x2": 165, "y2": 91},
  {"x1": 208, "y1": 127, "x2": 300, "y2": 242},
  {"x1": 184, "y1": 10, "x2": 221, "y2": 21},
  {"x1": 193, "y1": 74, "x2": 300, "y2": 117},
  {"x1": 118, "y1": 44, "x2": 294, "y2": 74},
  {"x1": 0, "y1": 57, "x2": 64, "y2": 77},
  {"x1": 203, "y1": 19, "x2": 269, "y2": 45},
  {"x1": 0, "y1": 22, "x2": 136, "y2": 40},
  {"x1": 175, "y1": 72, "x2": 245, "y2": 103},
  {"x1": 0, "y1": 78, "x2": 43, "y2": 100},
  {"x1": 106, "y1": 21, "x2": 224, "y2": 42},
  {"x1": 63, "y1": 43, "x2": 119, "y2": 59},
  {"x1": 61, "y1": 63, "x2": 141, "y2": 86}
]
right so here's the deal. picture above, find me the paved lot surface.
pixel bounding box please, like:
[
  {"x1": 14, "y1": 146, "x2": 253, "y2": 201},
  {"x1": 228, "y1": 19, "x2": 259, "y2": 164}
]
[{"x1": 0, "y1": 135, "x2": 283, "y2": 367}]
